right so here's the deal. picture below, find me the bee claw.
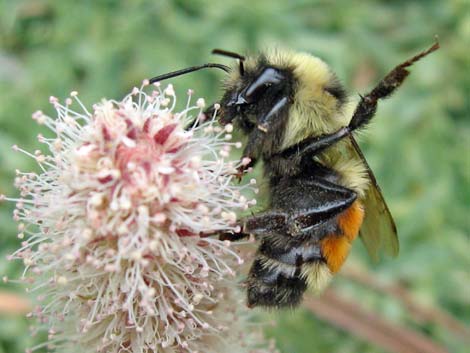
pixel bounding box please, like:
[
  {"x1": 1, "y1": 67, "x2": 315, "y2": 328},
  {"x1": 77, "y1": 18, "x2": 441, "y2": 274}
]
[
  {"x1": 234, "y1": 164, "x2": 248, "y2": 182},
  {"x1": 257, "y1": 124, "x2": 268, "y2": 133}
]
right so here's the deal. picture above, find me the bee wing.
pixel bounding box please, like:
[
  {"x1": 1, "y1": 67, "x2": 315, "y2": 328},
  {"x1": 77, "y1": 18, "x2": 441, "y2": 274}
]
[{"x1": 348, "y1": 136, "x2": 399, "y2": 261}]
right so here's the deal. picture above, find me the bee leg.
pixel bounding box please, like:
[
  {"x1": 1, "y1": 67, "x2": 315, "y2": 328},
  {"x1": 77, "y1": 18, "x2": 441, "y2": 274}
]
[
  {"x1": 232, "y1": 160, "x2": 256, "y2": 183},
  {"x1": 279, "y1": 127, "x2": 351, "y2": 160},
  {"x1": 242, "y1": 211, "x2": 289, "y2": 236},
  {"x1": 287, "y1": 198, "x2": 356, "y2": 237},
  {"x1": 256, "y1": 97, "x2": 289, "y2": 132},
  {"x1": 218, "y1": 232, "x2": 250, "y2": 241},
  {"x1": 237, "y1": 96, "x2": 290, "y2": 176},
  {"x1": 246, "y1": 177, "x2": 359, "y2": 308},
  {"x1": 276, "y1": 41, "x2": 440, "y2": 160},
  {"x1": 219, "y1": 195, "x2": 355, "y2": 242},
  {"x1": 349, "y1": 40, "x2": 439, "y2": 130},
  {"x1": 238, "y1": 133, "x2": 261, "y2": 172},
  {"x1": 216, "y1": 212, "x2": 288, "y2": 242},
  {"x1": 240, "y1": 176, "x2": 357, "y2": 239},
  {"x1": 245, "y1": 196, "x2": 355, "y2": 238}
]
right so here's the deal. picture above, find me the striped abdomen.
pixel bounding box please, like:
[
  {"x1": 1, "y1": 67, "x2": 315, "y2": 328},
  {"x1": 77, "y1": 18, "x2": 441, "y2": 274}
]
[{"x1": 246, "y1": 201, "x2": 364, "y2": 308}]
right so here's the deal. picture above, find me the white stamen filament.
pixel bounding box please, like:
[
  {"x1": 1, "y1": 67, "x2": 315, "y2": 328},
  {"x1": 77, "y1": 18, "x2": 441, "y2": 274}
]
[{"x1": 3, "y1": 84, "x2": 275, "y2": 353}]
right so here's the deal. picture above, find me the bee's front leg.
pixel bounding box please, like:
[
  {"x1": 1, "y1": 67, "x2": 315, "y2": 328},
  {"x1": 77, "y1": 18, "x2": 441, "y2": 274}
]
[
  {"x1": 235, "y1": 96, "x2": 290, "y2": 180},
  {"x1": 218, "y1": 211, "x2": 289, "y2": 242}
]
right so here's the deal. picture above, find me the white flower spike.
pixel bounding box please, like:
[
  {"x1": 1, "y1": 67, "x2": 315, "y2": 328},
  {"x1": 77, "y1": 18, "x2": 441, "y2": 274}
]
[{"x1": 3, "y1": 83, "x2": 277, "y2": 353}]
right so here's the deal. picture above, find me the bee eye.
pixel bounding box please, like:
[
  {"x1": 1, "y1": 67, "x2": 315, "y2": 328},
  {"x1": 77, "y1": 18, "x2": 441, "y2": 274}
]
[
  {"x1": 244, "y1": 67, "x2": 284, "y2": 103},
  {"x1": 245, "y1": 83, "x2": 270, "y2": 103}
]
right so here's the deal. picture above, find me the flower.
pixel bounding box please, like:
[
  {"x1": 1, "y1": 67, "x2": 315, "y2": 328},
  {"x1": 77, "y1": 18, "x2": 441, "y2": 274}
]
[{"x1": 2, "y1": 82, "x2": 276, "y2": 353}]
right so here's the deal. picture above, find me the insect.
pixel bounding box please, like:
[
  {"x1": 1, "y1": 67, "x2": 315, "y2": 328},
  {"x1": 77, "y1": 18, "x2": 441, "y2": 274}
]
[{"x1": 150, "y1": 40, "x2": 439, "y2": 308}]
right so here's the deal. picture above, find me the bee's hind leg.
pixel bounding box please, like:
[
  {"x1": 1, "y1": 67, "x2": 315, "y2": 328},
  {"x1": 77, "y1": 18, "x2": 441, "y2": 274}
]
[
  {"x1": 349, "y1": 40, "x2": 439, "y2": 130},
  {"x1": 224, "y1": 175, "x2": 357, "y2": 242},
  {"x1": 275, "y1": 41, "x2": 440, "y2": 162}
]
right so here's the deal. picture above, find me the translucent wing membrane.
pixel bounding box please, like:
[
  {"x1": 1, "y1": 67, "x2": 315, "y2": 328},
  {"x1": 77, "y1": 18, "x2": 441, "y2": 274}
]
[{"x1": 349, "y1": 136, "x2": 399, "y2": 261}]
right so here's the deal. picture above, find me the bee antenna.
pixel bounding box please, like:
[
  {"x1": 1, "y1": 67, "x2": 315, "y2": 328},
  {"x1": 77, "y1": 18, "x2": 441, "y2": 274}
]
[
  {"x1": 149, "y1": 63, "x2": 230, "y2": 84},
  {"x1": 211, "y1": 49, "x2": 245, "y2": 61},
  {"x1": 212, "y1": 49, "x2": 245, "y2": 76},
  {"x1": 239, "y1": 60, "x2": 245, "y2": 76}
]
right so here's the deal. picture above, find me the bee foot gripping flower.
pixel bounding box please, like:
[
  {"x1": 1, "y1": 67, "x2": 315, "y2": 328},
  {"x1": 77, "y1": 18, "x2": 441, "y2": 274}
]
[{"x1": 3, "y1": 81, "x2": 276, "y2": 353}]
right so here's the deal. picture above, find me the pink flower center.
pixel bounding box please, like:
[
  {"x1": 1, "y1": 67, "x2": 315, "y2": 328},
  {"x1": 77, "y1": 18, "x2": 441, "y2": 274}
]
[{"x1": 116, "y1": 134, "x2": 160, "y2": 184}]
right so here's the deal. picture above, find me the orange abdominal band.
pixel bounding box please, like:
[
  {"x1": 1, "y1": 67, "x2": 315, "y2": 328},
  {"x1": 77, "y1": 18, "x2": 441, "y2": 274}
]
[{"x1": 321, "y1": 201, "x2": 364, "y2": 273}]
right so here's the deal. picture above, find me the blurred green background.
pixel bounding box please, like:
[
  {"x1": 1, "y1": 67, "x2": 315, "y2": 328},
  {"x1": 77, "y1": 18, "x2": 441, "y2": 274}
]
[{"x1": 0, "y1": 1, "x2": 468, "y2": 353}]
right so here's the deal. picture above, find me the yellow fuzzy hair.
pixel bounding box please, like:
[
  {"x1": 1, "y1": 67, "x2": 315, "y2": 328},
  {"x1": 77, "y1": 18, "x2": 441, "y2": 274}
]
[
  {"x1": 258, "y1": 253, "x2": 332, "y2": 293},
  {"x1": 224, "y1": 49, "x2": 347, "y2": 144},
  {"x1": 264, "y1": 50, "x2": 370, "y2": 197},
  {"x1": 317, "y1": 139, "x2": 370, "y2": 198},
  {"x1": 224, "y1": 49, "x2": 370, "y2": 197},
  {"x1": 301, "y1": 262, "x2": 332, "y2": 292},
  {"x1": 263, "y1": 50, "x2": 348, "y2": 149},
  {"x1": 258, "y1": 254, "x2": 297, "y2": 278}
]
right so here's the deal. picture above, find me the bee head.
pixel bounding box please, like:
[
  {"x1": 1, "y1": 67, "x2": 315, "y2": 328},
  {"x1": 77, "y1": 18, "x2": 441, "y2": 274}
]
[
  {"x1": 149, "y1": 48, "x2": 348, "y2": 155},
  {"x1": 216, "y1": 49, "x2": 349, "y2": 154},
  {"x1": 218, "y1": 64, "x2": 294, "y2": 132}
]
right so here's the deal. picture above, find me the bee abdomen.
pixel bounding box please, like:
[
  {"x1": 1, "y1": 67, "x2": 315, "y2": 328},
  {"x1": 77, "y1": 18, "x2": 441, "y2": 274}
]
[
  {"x1": 247, "y1": 236, "x2": 325, "y2": 308},
  {"x1": 245, "y1": 201, "x2": 364, "y2": 308},
  {"x1": 258, "y1": 238, "x2": 323, "y2": 266},
  {"x1": 246, "y1": 255, "x2": 307, "y2": 308},
  {"x1": 320, "y1": 200, "x2": 364, "y2": 273}
]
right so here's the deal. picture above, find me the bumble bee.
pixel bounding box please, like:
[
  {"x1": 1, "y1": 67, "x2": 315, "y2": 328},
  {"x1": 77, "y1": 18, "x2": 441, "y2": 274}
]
[{"x1": 150, "y1": 41, "x2": 439, "y2": 308}]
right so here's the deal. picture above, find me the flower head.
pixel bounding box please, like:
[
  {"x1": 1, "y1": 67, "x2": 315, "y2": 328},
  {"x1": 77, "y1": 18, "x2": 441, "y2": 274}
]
[{"x1": 3, "y1": 82, "x2": 275, "y2": 353}]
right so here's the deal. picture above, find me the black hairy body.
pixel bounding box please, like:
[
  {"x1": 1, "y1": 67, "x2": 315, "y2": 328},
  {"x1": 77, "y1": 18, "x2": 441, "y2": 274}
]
[
  {"x1": 216, "y1": 43, "x2": 438, "y2": 308},
  {"x1": 150, "y1": 41, "x2": 439, "y2": 308}
]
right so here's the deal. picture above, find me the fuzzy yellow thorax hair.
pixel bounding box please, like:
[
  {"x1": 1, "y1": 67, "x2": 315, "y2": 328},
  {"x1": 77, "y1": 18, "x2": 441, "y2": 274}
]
[
  {"x1": 263, "y1": 50, "x2": 369, "y2": 197},
  {"x1": 224, "y1": 49, "x2": 369, "y2": 197},
  {"x1": 256, "y1": 50, "x2": 348, "y2": 149}
]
